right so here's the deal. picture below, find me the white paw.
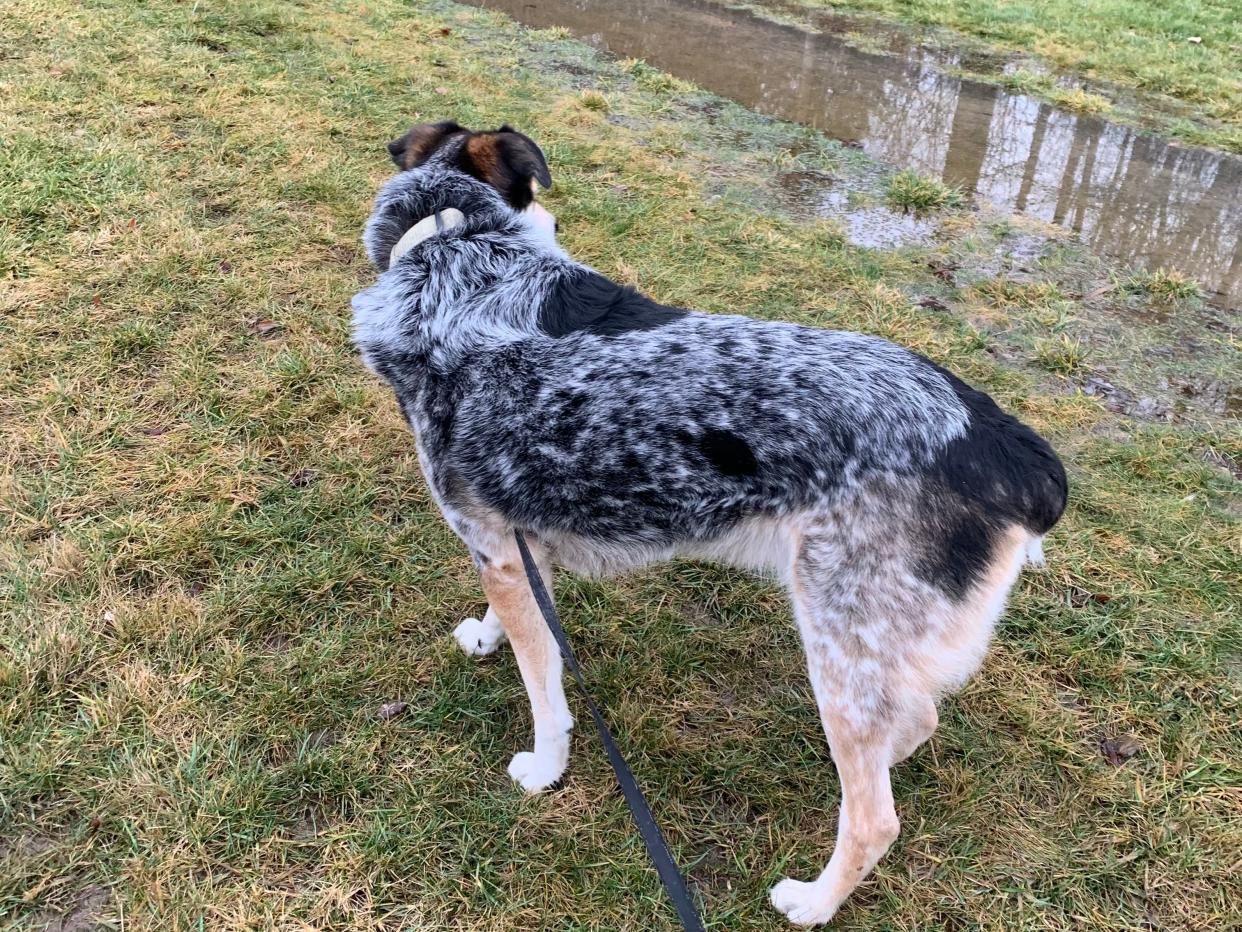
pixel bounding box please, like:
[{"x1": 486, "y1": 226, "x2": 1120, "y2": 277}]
[
  {"x1": 770, "y1": 877, "x2": 837, "y2": 927},
  {"x1": 453, "y1": 616, "x2": 505, "y2": 657},
  {"x1": 507, "y1": 751, "x2": 565, "y2": 793}
]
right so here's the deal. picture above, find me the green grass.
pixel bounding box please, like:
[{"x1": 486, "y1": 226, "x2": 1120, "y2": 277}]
[
  {"x1": 729, "y1": 0, "x2": 1242, "y2": 153},
  {"x1": 1034, "y1": 334, "x2": 1090, "y2": 374},
  {"x1": 885, "y1": 169, "x2": 964, "y2": 212},
  {"x1": 1124, "y1": 268, "x2": 1204, "y2": 303},
  {"x1": 1048, "y1": 86, "x2": 1114, "y2": 115},
  {"x1": 579, "y1": 90, "x2": 611, "y2": 113},
  {"x1": 1, "y1": 0, "x2": 1240, "y2": 929}
]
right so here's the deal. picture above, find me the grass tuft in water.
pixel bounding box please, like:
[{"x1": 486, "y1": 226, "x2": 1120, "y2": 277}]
[
  {"x1": 1034, "y1": 334, "x2": 1089, "y2": 373},
  {"x1": 885, "y1": 169, "x2": 964, "y2": 212},
  {"x1": 1124, "y1": 268, "x2": 1202, "y2": 302}
]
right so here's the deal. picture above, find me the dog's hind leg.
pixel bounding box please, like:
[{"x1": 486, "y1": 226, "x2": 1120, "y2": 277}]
[
  {"x1": 769, "y1": 531, "x2": 936, "y2": 927},
  {"x1": 890, "y1": 693, "x2": 937, "y2": 765},
  {"x1": 477, "y1": 540, "x2": 574, "y2": 792},
  {"x1": 453, "y1": 607, "x2": 508, "y2": 657}
]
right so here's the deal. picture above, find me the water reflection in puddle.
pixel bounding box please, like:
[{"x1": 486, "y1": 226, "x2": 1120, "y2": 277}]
[{"x1": 467, "y1": 0, "x2": 1242, "y2": 309}]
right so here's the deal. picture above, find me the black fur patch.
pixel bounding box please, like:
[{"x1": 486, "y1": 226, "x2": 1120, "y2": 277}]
[
  {"x1": 698, "y1": 428, "x2": 760, "y2": 478},
  {"x1": 930, "y1": 365, "x2": 1068, "y2": 533},
  {"x1": 538, "y1": 269, "x2": 689, "y2": 338},
  {"x1": 918, "y1": 504, "x2": 997, "y2": 601},
  {"x1": 916, "y1": 360, "x2": 1068, "y2": 598}
]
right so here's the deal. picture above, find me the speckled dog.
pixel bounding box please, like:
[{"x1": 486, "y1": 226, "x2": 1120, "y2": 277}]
[{"x1": 352, "y1": 121, "x2": 1067, "y2": 926}]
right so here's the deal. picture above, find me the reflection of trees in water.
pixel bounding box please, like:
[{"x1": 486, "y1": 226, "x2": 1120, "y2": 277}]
[
  {"x1": 485, "y1": 0, "x2": 1242, "y2": 303},
  {"x1": 864, "y1": 57, "x2": 961, "y2": 176},
  {"x1": 943, "y1": 84, "x2": 997, "y2": 195},
  {"x1": 789, "y1": 17, "x2": 1242, "y2": 303},
  {"x1": 735, "y1": 0, "x2": 1242, "y2": 302}
]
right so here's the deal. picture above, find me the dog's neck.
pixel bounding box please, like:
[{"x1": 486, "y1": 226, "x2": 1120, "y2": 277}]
[{"x1": 389, "y1": 208, "x2": 466, "y2": 265}]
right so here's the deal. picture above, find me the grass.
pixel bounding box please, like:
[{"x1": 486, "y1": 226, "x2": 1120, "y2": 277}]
[
  {"x1": 579, "y1": 90, "x2": 611, "y2": 113},
  {"x1": 1049, "y1": 87, "x2": 1114, "y2": 115},
  {"x1": 728, "y1": 0, "x2": 1242, "y2": 153},
  {"x1": 1124, "y1": 268, "x2": 1204, "y2": 303},
  {"x1": 1, "y1": 0, "x2": 1240, "y2": 929},
  {"x1": 1034, "y1": 334, "x2": 1090, "y2": 374},
  {"x1": 884, "y1": 169, "x2": 964, "y2": 212}
]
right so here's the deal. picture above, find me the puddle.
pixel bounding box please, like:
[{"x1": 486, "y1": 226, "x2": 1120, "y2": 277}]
[
  {"x1": 467, "y1": 0, "x2": 1242, "y2": 310},
  {"x1": 773, "y1": 169, "x2": 932, "y2": 247}
]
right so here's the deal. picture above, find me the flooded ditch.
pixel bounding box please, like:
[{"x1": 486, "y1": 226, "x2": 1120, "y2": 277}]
[{"x1": 467, "y1": 0, "x2": 1242, "y2": 311}]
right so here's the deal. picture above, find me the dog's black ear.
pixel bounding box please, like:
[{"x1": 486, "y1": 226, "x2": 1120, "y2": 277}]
[
  {"x1": 457, "y1": 125, "x2": 552, "y2": 210},
  {"x1": 387, "y1": 120, "x2": 468, "y2": 170}
]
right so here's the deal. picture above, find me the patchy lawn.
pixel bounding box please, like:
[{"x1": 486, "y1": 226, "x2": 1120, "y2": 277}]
[{"x1": 1, "y1": 0, "x2": 1239, "y2": 929}]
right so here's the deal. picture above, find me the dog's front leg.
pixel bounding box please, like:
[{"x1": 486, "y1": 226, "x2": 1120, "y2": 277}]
[
  {"x1": 453, "y1": 606, "x2": 508, "y2": 657},
  {"x1": 478, "y1": 545, "x2": 573, "y2": 792}
]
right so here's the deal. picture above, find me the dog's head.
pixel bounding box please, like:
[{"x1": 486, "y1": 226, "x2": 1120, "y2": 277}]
[
  {"x1": 361, "y1": 120, "x2": 559, "y2": 270},
  {"x1": 386, "y1": 120, "x2": 552, "y2": 211}
]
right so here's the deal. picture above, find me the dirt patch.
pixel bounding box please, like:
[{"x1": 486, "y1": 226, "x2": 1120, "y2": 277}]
[{"x1": 31, "y1": 885, "x2": 112, "y2": 932}]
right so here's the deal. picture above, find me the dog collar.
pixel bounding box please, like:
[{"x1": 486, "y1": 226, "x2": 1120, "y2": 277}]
[{"x1": 390, "y1": 208, "x2": 466, "y2": 264}]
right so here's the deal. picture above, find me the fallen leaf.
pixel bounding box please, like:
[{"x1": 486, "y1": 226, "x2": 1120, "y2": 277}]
[
  {"x1": 246, "y1": 318, "x2": 280, "y2": 336},
  {"x1": 1083, "y1": 283, "x2": 1116, "y2": 300},
  {"x1": 189, "y1": 581, "x2": 206, "y2": 597},
  {"x1": 438, "y1": 27, "x2": 451, "y2": 36},
  {"x1": 1100, "y1": 735, "x2": 1141, "y2": 766},
  {"x1": 379, "y1": 701, "x2": 409, "y2": 721},
  {"x1": 435, "y1": 86, "x2": 449, "y2": 95},
  {"x1": 217, "y1": 260, "x2": 233, "y2": 273},
  {"x1": 139, "y1": 424, "x2": 168, "y2": 436},
  {"x1": 288, "y1": 468, "x2": 317, "y2": 488},
  {"x1": 1083, "y1": 376, "x2": 1117, "y2": 396},
  {"x1": 91, "y1": 294, "x2": 102, "y2": 307}
]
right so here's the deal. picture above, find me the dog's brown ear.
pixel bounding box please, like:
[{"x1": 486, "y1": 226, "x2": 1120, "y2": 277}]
[
  {"x1": 458, "y1": 125, "x2": 552, "y2": 210},
  {"x1": 387, "y1": 120, "x2": 468, "y2": 170}
]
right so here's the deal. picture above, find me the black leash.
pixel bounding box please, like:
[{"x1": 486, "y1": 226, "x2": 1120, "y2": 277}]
[{"x1": 514, "y1": 530, "x2": 705, "y2": 932}]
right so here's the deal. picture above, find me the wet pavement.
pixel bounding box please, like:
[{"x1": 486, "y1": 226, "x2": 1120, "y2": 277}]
[{"x1": 467, "y1": 0, "x2": 1242, "y2": 310}]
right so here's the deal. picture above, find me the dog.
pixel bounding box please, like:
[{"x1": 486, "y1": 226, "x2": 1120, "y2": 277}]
[{"x1": 351, "y1": 121, "x2": 1067, "y2": 926}]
